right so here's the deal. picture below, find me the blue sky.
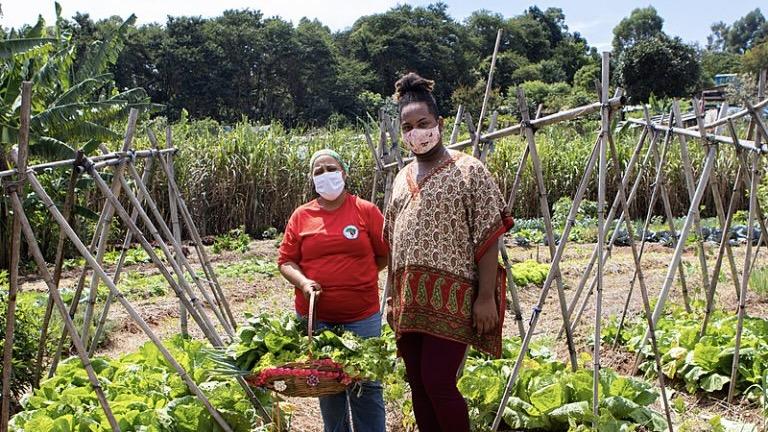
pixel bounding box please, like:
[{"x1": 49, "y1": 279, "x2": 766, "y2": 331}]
[{"x1": 2, "y1": 1, "x2": 763, "y2": 51}]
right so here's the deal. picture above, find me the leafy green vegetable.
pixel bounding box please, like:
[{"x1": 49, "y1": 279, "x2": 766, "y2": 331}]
[
  {"x1": 221, "y1": 312, "x2": 396, "y2": 383},
  {"x1": 510, "y1": 260, "x2": 550, "y2": 287},
  {"x1": 9, "y1": 336, "x2": 288, "y2": 431},
  {"x1": 213, "y1": 226, "x2": 251, "y2": 254},
  {"x1": 606, "y1": 304, "x2": 768, "y2": 404}
]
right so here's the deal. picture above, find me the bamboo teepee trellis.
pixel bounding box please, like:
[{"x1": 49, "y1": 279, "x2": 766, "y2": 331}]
[
  {"x1": 1, "y1": 44, "x2": 767, "y2": 432},
  {"x1": 369, "y1": 42, "x2": 768, "y2": 430},
  {"x1": 0, "y1": 84, "x2": 279, "y2": 431}
]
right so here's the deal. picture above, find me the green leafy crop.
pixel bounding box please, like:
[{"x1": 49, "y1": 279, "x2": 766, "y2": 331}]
[
  {"x1": 605, "y1": 305, "x2": 768, "y2": 404},
  {"x1": 10, "y1": 336, "x2": 287, "y2": 431}
]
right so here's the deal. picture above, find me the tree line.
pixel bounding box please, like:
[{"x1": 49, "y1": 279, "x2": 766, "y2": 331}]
[{"x1": 5, "y1": 4, "x2": 768, "y2": 125}]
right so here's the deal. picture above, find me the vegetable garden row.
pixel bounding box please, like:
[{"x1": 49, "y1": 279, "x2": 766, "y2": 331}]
[{"x1": 9, "y1": 307, "x2": 767, "y2": 431}]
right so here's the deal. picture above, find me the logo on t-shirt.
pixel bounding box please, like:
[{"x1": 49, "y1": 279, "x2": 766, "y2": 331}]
[{"x1": 343, "y1": 225, "x2": 359, "y2": 240}]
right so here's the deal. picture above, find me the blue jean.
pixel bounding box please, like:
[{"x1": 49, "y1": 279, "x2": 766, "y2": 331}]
[{"x1": 314, "y1": 312, "x2": 386, "y2": 432}]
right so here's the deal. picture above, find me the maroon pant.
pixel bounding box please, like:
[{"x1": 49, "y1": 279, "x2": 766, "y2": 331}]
[{"x1": 397, "y1": 332, "x2": 470, "y2": 432}]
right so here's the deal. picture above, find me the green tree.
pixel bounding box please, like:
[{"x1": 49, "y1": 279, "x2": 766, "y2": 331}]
[
  {"x1": 0, "y1": 5, "x2": 154, "y2": 267},
  {"x1": 616, "y1": 35, "x2": 701, "y2": 103},
  {"x1": 742, "y1": 40, "x2": 768, "y2": 74},
  {"x1": 612, "y1": 7, "x2": 664, "y2": 56},
  {"x1": 701, "y1": 50, "x2": 742, "y2": 81},
  {"x1": 341, "y1": 3, "x2": 474, "y2": 115},
  {"x1": 707, "y1": 21, "x2": 729, "y2": 51},
  {"x1": 726, "y1": 9, "x2": 768, "y2": 53},
  {"x1": 509, "y1": 80, "x2": 590, "y2": 116},
  {"x1": 573, "y1": 63, "x2": 600, "y2": 91},
  {"x1": 707, "y1": 9, "x2": 768, "y2": 54}
]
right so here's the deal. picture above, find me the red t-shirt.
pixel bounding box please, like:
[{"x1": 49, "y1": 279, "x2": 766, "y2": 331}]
[{"x1": 278, "y1": 195, "x2": 388, "y2": 323}]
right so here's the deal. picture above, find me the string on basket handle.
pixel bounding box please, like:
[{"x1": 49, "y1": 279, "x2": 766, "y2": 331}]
[{"x1": 308, "y1": 290, "x2": 317, "y2": 359}]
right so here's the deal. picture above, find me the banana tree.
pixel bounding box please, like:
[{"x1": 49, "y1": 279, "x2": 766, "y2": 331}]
[{"x1": 0, "y1": 3, "x2": 160, "y2": 267}]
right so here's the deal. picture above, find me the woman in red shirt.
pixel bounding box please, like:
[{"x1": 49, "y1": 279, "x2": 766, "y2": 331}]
[{"x1": 278, "y1": 149, "x2": 388, "y2": 432}]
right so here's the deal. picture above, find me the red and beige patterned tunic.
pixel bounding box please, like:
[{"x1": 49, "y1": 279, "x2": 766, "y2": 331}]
[{"x1": 384, "y1": 150, "x2": 514, "y2": 357}]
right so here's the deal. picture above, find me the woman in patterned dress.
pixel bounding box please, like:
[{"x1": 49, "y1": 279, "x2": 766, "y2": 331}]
[{"x1": 384, "y1": 73, "x2": 513, "y2": 431}]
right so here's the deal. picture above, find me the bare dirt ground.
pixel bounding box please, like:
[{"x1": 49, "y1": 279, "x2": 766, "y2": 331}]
[{"x1": 26, "y1": 239, "x2": 767, "y2": 431}]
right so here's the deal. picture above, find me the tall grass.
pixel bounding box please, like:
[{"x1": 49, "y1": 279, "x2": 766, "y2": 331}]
[
  {"x1": 127, "y1": 116, "x2": 746, "y2": 237},
  {"x1": 2, "y1": 115, "x2": 748, "y2": 265}
]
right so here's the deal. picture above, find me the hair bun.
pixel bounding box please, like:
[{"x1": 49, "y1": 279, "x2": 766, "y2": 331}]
[{"x1": 394, "y1": 72, "x2": 435, "y2": 100}]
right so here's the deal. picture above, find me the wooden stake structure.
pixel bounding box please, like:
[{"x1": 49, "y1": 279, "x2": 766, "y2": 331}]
[
  {"x1": 472, "y1": 29, "x2": 502, "y2": 159},
  {"x1": 166, "y1": 126, "x2": 189, "y2": 337},
  {"x1": 89, "y1": 146, "x2": 157, "y2": 356},
  {"x1": 1, "y1": 81, "x2": 30, "y2": 432},
  {"x1": 592, "y1": 52, "x2": 610, "y2": 426},
  {"x1": 23, "y1": 167, "x2": 234, "y2": 431},
  {"x1": 80, "y1": 110, "x2": 139, "y2": 349},
  {"x1": 1, "y1": 40, "x2": 763, "y2": 432},
  {"x1": 34, "y1": 151, "x2": 82, "y2": 386},
  {"x1": 1, "y1": 82, "x2": 122, "y2": 432},
  {"x1": 727, "y1": 68, "x2": 767, "y2": 403}
]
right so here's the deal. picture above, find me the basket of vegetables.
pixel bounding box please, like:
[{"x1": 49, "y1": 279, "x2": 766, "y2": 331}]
[
  {"x1": 244, "y1": 293, "x2": 352, "y2": 396},
  {"x1": 216, "y1": 292, "x2": 395, "y2": 398}
]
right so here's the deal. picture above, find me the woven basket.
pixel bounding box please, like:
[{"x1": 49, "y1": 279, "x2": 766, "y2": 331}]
[{"x1": 245, "y1": 292, "x2": 357, "y2": 397}]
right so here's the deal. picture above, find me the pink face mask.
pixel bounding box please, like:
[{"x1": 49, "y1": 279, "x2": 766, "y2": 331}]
[{"x1": 403, "y1": 125, "x2": 441, "y2": 155}]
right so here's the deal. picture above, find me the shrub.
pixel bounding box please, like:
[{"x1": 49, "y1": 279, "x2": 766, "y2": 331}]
[{"x1": 0, "y1": 276, "x2": 59, "y2": 413}]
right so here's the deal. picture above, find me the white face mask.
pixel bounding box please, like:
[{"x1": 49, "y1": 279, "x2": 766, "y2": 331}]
[{"x1": 313, "y1": 171, "x2": 345, "y2": 201}]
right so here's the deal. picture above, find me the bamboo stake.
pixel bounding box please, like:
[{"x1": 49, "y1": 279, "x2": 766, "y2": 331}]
[
  {"x1": 149, "y1": 130, "x2": 235, "y2": 331},
  {"x1": 605, "y1": 124, "x2": 675, "y2": 432},
  {"x1": 449, "y1": 105, "x2": 464, "y2": 145},
  {"x1": 33, "y1": 152, "x2": 82, "y2": 387},
  {"x1": 688, "y1": 97, "x2": 768, "y2": 131},
  {"x1": 48, "y1": 194, "x2": 112, "y2": 377},
  {"x1": 89, "y1": 151, "x2": 156, "y2": 356},
  {"x1": 516, "y1": 87, "x2": 579, "y2": 371},
  {"x1": 559, "y1": 111, "x2": 655, "y2": 341},
  {"x1": 672, "y1": 100, "x2": 708, "y2": 311},
  {"x1": 23, "y1": 171, "x2": 233, "y2": 432},
  {"x1": 637, "y1": 115, "x2": 719, "y2": 360},
  {"x1": 504, "y1": 105, "x2": 542, "y2": 214},
  {"x1": 6, "y1": 186, "x2": 122, "y2": 431},
  {"x1": 383, "y1": 112, "x2": 404, "y2": 170},
  {"x1": 473, "y1": 29, "x2": 502, "y2": 159},
  {"x1": 364, "y1": 123, "x2": 382, "y2": 205},
  {"x1": 626, "y1": 118, "x2": 765, "y2": 152},
  {"x1": 592, "y1": 53, "x2": 610, "y2": 426},
  {"x1": 479, "y1": 111, "x2": 498, "y2": 163},
  {"x1": 0, "y1": 148, "x2": 175, "y2": 179},
  {"x1": 611, "y1": 108, "x2": 691, "y2": 345},
  {"x1": 166, "y1": 127, "x2": 188, "y2": 337},
  {"x1": 1, "y1": 81, "x2": 30, "y2": 432},
  {"x1": 119, "y1": 162, "x2": 235, "y2": 338},
  {"x1": 151, "y1": 137, "x2": 238, "y2": 335},
  {"x1": 728, "y1": 138, "x2": 758, "y2": 403},
  {"x1": 378, "y1": 110, "x2": 388, "y2": 162},
  {"x1": 157, "y1": 130, "x2": 231, "y2": 334},
  {"x1": 710, "y1": 102, "x2": 743, "y2": 301},
  {"x1": 81, "y1": 110, "x2": 139, "y2": 348},
  {"x1": 746, "y1": 69, "x2": 767, "y2": 273},
  {"x1": 700, "y1": 162, "x2": 742, "y2": 339}
]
